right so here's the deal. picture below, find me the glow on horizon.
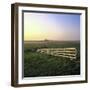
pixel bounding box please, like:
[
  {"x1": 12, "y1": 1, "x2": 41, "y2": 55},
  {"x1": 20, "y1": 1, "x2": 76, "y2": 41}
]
[{"x1": 24, "y1": 12, "x2": 80, "y2": 41}]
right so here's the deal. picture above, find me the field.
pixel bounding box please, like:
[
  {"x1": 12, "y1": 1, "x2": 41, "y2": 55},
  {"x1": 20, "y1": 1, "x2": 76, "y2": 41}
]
[{"x1": 24, "y1": 40, "x2": 80, "y2": 77}]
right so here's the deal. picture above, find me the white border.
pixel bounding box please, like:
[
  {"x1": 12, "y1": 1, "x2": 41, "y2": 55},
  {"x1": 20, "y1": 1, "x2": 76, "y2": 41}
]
[{"x1": 18, "y1": 6, "x2": 86, "y2": 84}]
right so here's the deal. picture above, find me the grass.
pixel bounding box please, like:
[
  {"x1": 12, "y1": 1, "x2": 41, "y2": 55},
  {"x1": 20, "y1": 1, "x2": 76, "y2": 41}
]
[{"x1": 24, "y1": 41, "x2": 80, "y2": 77}]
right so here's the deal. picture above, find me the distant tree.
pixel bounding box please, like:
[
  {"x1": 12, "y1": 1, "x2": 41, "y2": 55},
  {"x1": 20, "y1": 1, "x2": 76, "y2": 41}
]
[{"x1": 44, "y1": 39, "x2": 49, "y2": 42}]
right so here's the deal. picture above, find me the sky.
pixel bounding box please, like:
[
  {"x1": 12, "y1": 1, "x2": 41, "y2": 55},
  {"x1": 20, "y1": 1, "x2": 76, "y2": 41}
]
[{"x1": 24, "y1": 12, "x2": 80, "y2": 41}]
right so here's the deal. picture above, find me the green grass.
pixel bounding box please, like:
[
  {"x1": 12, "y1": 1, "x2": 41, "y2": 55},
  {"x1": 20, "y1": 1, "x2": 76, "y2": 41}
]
[{"x1": 24, "y1": 41, "x2": 80, "y2": 77}]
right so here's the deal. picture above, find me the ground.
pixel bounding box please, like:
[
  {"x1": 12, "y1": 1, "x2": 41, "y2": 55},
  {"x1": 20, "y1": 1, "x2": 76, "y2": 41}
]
[{"x1": 24, "y1": 41, "x2": 80, "y2": 77}]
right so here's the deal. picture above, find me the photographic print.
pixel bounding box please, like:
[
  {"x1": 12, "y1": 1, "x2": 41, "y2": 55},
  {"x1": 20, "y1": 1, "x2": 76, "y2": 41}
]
[
  {"x1": 11, "y1": 3, "x2": 88, "y2": 87},
  {"x1": 24, "y1": 12, "x2": 80, "y2": 77}
]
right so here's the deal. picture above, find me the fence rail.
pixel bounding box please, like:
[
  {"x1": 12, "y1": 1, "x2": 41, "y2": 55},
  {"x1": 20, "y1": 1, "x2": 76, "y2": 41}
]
[{"x1": 37, "y1": 48, "x2": 77, "y2": 60}]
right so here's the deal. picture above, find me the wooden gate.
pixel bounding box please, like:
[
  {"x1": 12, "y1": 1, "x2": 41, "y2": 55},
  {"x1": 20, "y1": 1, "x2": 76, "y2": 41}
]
[{"x1": 37, "y1": 48, "x2": 77, "y2": 60}]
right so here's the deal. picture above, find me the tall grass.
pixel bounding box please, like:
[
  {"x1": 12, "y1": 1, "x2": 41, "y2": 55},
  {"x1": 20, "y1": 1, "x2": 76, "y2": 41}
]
[{"x1": 24, "y1": 41, "x2": 80, "y2": 77}]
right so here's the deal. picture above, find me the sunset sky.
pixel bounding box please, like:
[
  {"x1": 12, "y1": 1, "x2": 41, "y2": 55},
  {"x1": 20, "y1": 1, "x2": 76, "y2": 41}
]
[{"x1": 24, "y1": 12, "x2": 80, "y2": 41}]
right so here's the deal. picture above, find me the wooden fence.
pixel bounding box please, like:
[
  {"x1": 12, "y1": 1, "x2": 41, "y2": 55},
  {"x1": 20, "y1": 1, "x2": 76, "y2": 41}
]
[{"x1": 37, "y1": 48, "x2": 77, "y2": 60}]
